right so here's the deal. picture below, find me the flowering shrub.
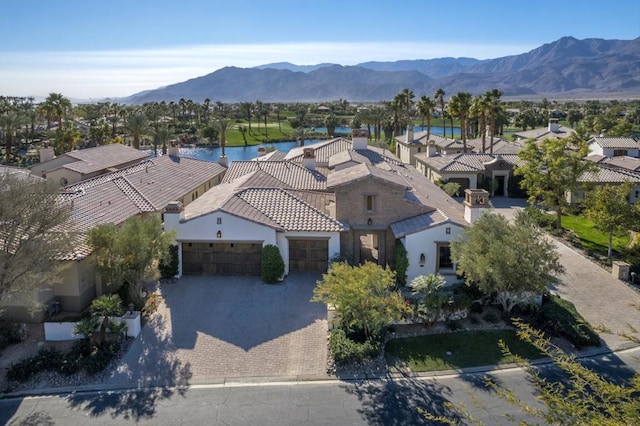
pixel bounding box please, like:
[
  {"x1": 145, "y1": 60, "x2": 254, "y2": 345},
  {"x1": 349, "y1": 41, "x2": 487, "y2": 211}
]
[{"x1": 142, "y1": 293, "x2": 162, "y2": 317}]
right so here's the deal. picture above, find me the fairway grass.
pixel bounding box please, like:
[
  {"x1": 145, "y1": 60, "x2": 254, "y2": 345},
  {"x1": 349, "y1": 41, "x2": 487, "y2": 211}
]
[{"x1": 385, "y1": 329, "x2": 546, "y2": 372}]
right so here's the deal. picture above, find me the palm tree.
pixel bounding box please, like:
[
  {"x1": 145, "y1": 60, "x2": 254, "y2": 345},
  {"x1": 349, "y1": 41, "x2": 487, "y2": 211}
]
[
  {"x1": 434, "y1": 88, "x2": 446, "y2": 137},
  {"x1": 449, "y1": 92, "x2": 473, "y2": 152},
  {"x1": 0, "y1": 111, "x2": 23, "y2": 164},
  {"x1": 239, "y1": 102, "x2": 253, "y2": 134},
  {"x1": 214, "y1": 118, "x2": 231, "y2": 157},
  {"x1": 324, "y1": 113, "x2": 339, "y2": 137},
  {"x1": 125, "y1": 113, "x2": 149, "y2": 149},
  {"x1": 471, "y1": 95, "x2": 489, "y2": 152},
  {"x1": 154, "y1": 125, "x2": 173, "y2": 156},
  {"x1": 485, "y1": 89, "x2": 504, "y2": 155},
  {"x1": 417, "y1": 96, "x2": 436, "y2": 142},
  {"x1": 89, "y1": 294, "x2": 124, "y2": 346},
  {"x1": 43, "y1": 93, "x2": 72, "y2": 131}
]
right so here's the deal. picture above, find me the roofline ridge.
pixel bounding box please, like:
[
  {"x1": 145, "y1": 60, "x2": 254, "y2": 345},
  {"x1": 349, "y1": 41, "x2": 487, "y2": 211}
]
[{"x1": 115, "y1": 176, "x2": 157, "y2": 211}]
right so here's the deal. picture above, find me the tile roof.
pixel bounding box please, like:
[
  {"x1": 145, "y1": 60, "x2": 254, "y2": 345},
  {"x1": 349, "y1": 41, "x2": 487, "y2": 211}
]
[
  {"x1": 61, "y1": 156, "x2": 226, "y2": 237},
  {"x1": 0, "y1": 165, "x2": 45, "y2": 184},
  {"x1": 222, "y1": 161, "x2": 327, "y2": 190},
  {"x1": 256, "y1": 150, "x2": 287, "y2": 161},
  {"x1": 51, "y1": 144, "x2": 148, "y2": 175},
  {"x1": 285, "y1": 137, "x2": 403, "y2": 166},
  {"x1": 465, "y1": 138, "x2": 526, "y2": 154},
  {"x1": 183, "y1": 178, "x2": 344, "y2": 232},
  {"x1": 415, "y1": 153, "x2": 523, "y2": 173},
  {"x1": 514, "y1": 125, "x2": 574, "y2": 141},
  {"x1": 578, "y1": 165, "x2": 640, "y2": 183},
  {"x1": 589, "y1": 137, "x2": 640, "y2": 149},
  {"x1": 391, "y1": 211, "x2": 450, "y2": 238},
  {"x1": 327, "y1": 149, "x2": 371, "y2": 168},
  {"x1": 326, "y1": 163, "x2": 410, "y2": 189},
  {"x1": 236, "y1": 188, "x2": 344, "y2": 232},
  {"x1": 395, "y1": 131, "x2": 458, "y2": 148},
  {"x1": 600, "y1": 156, "x2": 640, "y2": 172}
]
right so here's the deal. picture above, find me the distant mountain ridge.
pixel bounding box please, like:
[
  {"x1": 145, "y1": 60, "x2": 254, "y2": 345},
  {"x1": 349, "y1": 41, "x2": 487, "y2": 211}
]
[{"x1": 124, "y1": 36, "x2": 640, "y2": 104}]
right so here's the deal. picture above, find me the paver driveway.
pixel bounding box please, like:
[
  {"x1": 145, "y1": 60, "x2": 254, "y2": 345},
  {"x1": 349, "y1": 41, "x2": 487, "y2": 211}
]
[
  {"x1": 106, "y1": 274, "x2": 329, "y2": 388},
  {"x1": 491, "y1": 198, "x2": 640, "y2": 351}
]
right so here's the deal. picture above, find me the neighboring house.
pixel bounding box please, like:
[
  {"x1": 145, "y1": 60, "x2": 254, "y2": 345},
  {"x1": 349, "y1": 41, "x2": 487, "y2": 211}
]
[
  {"x1": 414, "y1": 153, "x2": 523, "y2": 197},
  {"x1": 394, "y1": 126, "x2": 465, "y2": 166},
  {"x1": 513, "y1": 119, "x2": 575, "y2": 142},
  {"x1": 30, "y1": 143, "x2": 149, "y2": 186},
  {"x1": 1, "y1": 150, "x2": 227, "y2": 322},
  {"x1": 567, "y1": 164, "x2": 640, "y2": 204},
  {"x1": 585, "y1": 154, "x2": 640, "y2": 173},
  {"x1": 465, "y1": 138, "x2": 526, "y2": 155},
  {"x1": 165, "y1": 131, "x2": 483, "y2": 285},
  {"x1": 587, "y1": 136, "x2": 640, "y2": 158}
]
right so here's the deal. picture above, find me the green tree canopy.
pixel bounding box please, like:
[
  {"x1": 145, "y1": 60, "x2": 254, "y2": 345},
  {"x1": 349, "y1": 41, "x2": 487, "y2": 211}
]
[
  {"x1": 88, "y1": 214, "x2": 175, "y2": 306},
  {"x1": 0, "y1": 172, "x2": 72, "y2": 307},
  {"x1": 516, "y1": 137, "x2": 595, "y2": 229},
  {"x1": 312, "y1": 262, "x2": 408, "y2": 340},
  {"x1": 584, "y1": 181, "x2": 639, "y2": 258},
  {"x1": 450, "y1": 211, "x2": 564, "y2": 313}
]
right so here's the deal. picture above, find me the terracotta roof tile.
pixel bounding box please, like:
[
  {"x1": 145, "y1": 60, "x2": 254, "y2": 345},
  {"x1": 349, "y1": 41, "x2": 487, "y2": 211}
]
[
  {"x1": 589, "y1": 137, "x2": 640, "y2": 149},
  {"x1": 222, "y1": 161, "x2": 327, "y2": 190}
]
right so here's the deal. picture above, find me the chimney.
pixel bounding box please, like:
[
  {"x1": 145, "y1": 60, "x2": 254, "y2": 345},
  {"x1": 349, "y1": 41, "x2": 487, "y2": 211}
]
[
  {"x1": 426, "y1": 140, "x2": 437, "y2": 157},
  {"x1": 164, "y1": 201, "x2": 185, "y2": 223},
  {"x1": 218, "y1": 155, "x2": 228, "y2": 167},
  {"x1": 303, "y1": 147, "x2": 316, "y2": 170},
  {"x1": 463, "y1": 189, "x2": 491, "y2": 224},
  {"x1": 257, "y1": 147, "x2": 266, "y2": 157},
  {"x1": 405, "y1": 125, "x2": 414, "y2": 143},
  {"x1": 39, "y1": 142, "x2": 55, "y2": 163},
  {"x1": 352, "y1": 129, "x2": 369, "y2": 150},
  {"x1": 168, "y1": 142, "x2": 180, "y2": 157},
  {"x1": 548, "y1": 119, "x2": 559, "y2": 133}
]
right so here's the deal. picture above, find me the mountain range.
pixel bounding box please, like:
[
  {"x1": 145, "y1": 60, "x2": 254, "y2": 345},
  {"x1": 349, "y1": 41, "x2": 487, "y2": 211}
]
[{"x1": 123, "y1": 36, "x2": 640, "y2": 104}]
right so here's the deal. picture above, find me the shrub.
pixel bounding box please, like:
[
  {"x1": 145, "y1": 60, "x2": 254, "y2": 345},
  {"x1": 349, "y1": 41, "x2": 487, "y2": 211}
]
[
  {"x1": 7, "y1": 348, "x2": 64, "y2": 382},
  {"x1": 446, "y1": 320, "x2": 463, "y2": 331},
  {"x1": 142, "y1": 292, "x2": 163, "y2": 317},
  {"x1": 393, "y1": 240, "x2": 409, "y2": 286},
  {"x1": 329, "y1": 328, "x2": 378, "y2": 365},
  {"x1": 159, "y1": 244, "x2": 179, "y2": 279},
  {"x1": 522, "y1": 206, "x2": 556, "y2": 230},
  {"x1": 261, "y1": 244, "x2": 285, "y2": 284},
  {"x1": 0, "y1": 321, "x2": 23, "y2": 351},
  {"x1": 483, "y1": 311, "x2": 500, "y2": 323},
  {"x1": 534, "y1": 295, "x2": 600, "y2": 348}
]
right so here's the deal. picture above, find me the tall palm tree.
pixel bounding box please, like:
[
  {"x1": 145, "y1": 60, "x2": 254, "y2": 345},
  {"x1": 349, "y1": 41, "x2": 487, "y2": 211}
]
[
  {"x1": 154, "y1": 125, "x2": 173, "y2": 156},
  {"x1": 434, "y1": 88, "x2": 446, "y2": 137},
  {"x1": 43, "y1": 92, "x2": 72, "y2": 131},
  {"x1": 485, "y1": 89, "x2": 504, "y2": 154},
  {"x1": 417, "y1": 96, "x2": 436, "y2": 142},
  {"x1": 324, "y1": 113, "x2": 339, "y2": 137},
  {"x1": 448, "y1": 92, "x2": 473, "y2": 152},
  {"x1": 214, "y1": 118, "x2": 231, "y2": 157},
  {"x1": 471, "y1": 95, "x2": 489, "y2": 152},
  {"x1": 125, "y1": 113, "x2": 149, "y2": 149}
]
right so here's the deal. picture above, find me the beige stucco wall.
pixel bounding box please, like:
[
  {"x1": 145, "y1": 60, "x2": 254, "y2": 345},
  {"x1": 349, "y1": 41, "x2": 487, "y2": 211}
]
[
  {"x1": 45, "y1": 167, "x2": 83, "y2": 186},
  {"x1": 30, "y1": 156, "x2": 76, "y2": 178}
]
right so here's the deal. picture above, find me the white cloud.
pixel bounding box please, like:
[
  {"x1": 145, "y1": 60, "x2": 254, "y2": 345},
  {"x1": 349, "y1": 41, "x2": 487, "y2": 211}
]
[{"x1": 0, "y1": 41, "x2": 534, "y2": 99}]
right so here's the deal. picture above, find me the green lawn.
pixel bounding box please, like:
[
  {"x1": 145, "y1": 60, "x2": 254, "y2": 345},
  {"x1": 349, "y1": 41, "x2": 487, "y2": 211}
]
[
  {"x1": 561, "y1": 215, "x2": 629, "y2": 254},
  {"x1": 385, "y1": 329, "x2": 545, "y2": 372}
]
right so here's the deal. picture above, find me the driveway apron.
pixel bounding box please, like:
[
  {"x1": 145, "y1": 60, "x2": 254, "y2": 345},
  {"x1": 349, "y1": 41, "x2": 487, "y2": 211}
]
[{"x1": 106, "y1": 274, "x2": 328, "y2": 388}]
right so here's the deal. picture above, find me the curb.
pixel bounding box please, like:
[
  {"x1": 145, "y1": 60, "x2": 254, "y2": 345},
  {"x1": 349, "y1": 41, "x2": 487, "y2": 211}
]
[{"x1": 3, "y1": 343, "x2": 638, "y2": 400}]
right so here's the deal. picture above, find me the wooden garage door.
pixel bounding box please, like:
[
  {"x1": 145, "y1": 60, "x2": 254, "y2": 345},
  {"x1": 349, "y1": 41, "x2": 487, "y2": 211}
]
[
  {"x1": 289, "y1": 239, "x2": 328, "y2": 273},
  {"x1": 182, "y1": 242, "x2": 262, "y2": 275}
]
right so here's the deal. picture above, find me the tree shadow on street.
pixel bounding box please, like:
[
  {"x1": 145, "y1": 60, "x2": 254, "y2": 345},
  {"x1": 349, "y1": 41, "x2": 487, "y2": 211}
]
[
  {"x1": 65, "y1": 312, "x2": 192, "y2": 421},
  {"x1": 342, "y1": 378, "x2": 462, "y2": 425}
]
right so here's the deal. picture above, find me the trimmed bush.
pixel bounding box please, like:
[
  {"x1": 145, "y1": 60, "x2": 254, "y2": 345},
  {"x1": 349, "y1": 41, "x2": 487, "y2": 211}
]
[
  {"x1": 261, "y1": 244, "x2": 285, "y2": 284},
  {"x1": 522, "y1": 206, "x2": 556, "y2": 230},
  {"x1": 159, "y1": 244, "x2": 179, "y2": 279},
  {"x1": 393, "y1": 240, "x2": 409, "y2": 286},
  {"x1": 534, "y1": 295, "x2": 600, "y2": 348},
  {"x1": 329, "y1": 328, "x2": 378, "y2": 365}
]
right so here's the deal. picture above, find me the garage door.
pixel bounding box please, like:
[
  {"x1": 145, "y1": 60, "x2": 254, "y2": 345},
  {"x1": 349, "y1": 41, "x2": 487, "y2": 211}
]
[
  {"x1": 182, "y1": 242, "x2": 262, "y2": 275},
  {"x1": 289, "y1": 239, "x2": 329, "y2": 273},
  {"x1": 448, "y1": 177, "x2": 470, "y2": 192}
]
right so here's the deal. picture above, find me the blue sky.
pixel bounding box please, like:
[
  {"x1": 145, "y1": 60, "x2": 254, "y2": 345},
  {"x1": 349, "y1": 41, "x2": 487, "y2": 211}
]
[{"x1": 1, "y1": 0, "x2": 638, "y2": 99}]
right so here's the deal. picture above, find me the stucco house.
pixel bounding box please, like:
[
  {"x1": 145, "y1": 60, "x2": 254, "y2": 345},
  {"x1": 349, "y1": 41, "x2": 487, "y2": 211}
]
[
  {"x1": 165, "y1": 131, "x2": 482, "y2": 285},
  {"x1": 394, "y1": 127, "x2": 465, "y2": 166},
  {"x1": 513, "y1": 119, "x2": 575, "y2": 143},
  {"x1": 587, "y1": 136, "x2": 640, "y2": 158},
  {"x1": 567, "y1": 164, "x2": 640, "y2": 204},
  {"x1": 30, "y1": 143, "x2": 149, "y2": 186},
  {"x1": 414, "y1": 152, "x2": 523, "y2": 197},
  {"x1": 1, "y1": 150, "x2": 227, "y2": 322}
]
